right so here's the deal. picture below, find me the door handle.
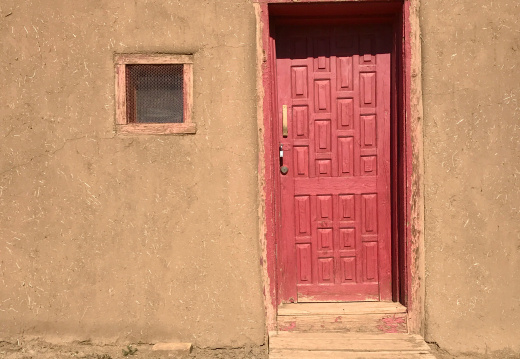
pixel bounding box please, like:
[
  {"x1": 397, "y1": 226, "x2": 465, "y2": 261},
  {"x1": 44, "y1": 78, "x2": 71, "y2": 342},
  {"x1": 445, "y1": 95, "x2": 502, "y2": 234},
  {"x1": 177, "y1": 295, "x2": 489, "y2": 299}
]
[
  {"x1": 279, "y1": 144, "x2": 289, "y2": 175},
  {"x1": 282, "y1": 105, "x2": 288, "y2": 138}
]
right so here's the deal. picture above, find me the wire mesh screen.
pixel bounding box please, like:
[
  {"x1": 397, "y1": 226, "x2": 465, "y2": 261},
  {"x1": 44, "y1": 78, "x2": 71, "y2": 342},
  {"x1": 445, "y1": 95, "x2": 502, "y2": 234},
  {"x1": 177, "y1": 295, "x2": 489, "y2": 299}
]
[{"x1": 126, "y1": 64, "x2": 184, "y2": 123}]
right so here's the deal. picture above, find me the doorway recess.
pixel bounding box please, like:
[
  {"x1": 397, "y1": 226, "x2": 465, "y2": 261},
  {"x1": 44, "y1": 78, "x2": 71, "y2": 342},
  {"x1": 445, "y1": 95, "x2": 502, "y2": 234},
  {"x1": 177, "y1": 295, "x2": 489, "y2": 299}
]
[{"x1": 254, "y1": 0, "x2": 424, "y2": 336}]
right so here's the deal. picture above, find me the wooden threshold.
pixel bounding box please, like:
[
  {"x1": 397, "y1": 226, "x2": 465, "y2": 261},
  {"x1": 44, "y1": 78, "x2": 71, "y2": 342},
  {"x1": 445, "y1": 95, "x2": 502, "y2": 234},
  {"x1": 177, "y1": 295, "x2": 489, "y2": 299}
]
[
  {"x1": 276, "y1": 302, "x2": 408, "y2": 334},
  {"x1": 278, "y1": 302, "x2": 406, "y2": 316}
]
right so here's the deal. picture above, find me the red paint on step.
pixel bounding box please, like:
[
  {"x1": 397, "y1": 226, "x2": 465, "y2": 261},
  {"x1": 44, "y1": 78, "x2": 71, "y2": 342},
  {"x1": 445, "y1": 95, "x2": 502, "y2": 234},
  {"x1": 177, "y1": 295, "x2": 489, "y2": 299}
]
[
  {"x1": 279, "y1": 321, "x2": 297, "y2": 331},
  {"x1": 377, "y1": 315, "x2": 407, "y2": 333}
]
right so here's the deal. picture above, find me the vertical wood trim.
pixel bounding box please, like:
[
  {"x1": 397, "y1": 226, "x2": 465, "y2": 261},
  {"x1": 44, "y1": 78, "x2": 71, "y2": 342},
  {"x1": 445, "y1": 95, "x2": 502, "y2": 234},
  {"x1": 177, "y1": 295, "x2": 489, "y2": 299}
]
[
  {"x1": 184, "y1": 63, "x2": 194, "y2": 124},
  {"x1": 404, "y1": 0, "x2": 425, "y2": 336},
  {"x1": 378, "y1": 44, "x2": 393, "y2": 301},
  {"x1": 256, "y1": 2, "x2": 278, "y2": 335},
  {"x1": 390, "y1": 19, "x2": 400, "y2": 303},
  {"x1": 115, "y1": 63, "x2": 127, "y2": 125}
]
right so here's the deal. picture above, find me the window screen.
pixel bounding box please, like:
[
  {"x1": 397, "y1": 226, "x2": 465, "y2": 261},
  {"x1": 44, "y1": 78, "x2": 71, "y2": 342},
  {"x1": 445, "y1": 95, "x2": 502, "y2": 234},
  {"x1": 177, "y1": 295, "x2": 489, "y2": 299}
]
[{"x1": 126, "y1": 64, "x2": 184, "y2": 124}]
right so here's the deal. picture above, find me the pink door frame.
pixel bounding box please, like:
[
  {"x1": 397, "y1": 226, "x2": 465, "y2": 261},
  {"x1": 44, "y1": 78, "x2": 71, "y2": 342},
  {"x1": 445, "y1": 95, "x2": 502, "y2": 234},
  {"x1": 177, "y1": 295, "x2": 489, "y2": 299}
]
[{"x1": 253, "y1": 0, "x2": 425, "y2": 335}]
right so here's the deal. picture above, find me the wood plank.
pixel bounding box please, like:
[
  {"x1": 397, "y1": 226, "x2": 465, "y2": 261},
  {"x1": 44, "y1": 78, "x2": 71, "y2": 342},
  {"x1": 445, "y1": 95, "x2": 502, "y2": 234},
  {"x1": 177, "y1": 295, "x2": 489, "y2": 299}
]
[
  {"x1": 277, "y1": 313, "x2": 407, "y2": 333},
  {"x1": 271, "y1": 332, "x2": 421, "y2": 340},
  {"x1": 115, "y1": 53, "x2": 194, "y2": 65},
  {"x1": 269, "y1": 350, "x2": 436, "y2": 359},
  {"x1": 297, "y1": 284, "x2": 379, "y2": 302},
  {"x1": 115, "y1": 63, "x2": 127, "y2": 125},
  {"x1": 152, "y1": 342, "x2": 192, "y2": 355},
  {"x1": 269, "y1": 333, "x2": 430, "y2": 352},
  {"x1": 117, "y1": 123, "x2": 197, "y2": 135},
  {"x1": 278, "y1": 302, "x2": 406, "y2": 316}
]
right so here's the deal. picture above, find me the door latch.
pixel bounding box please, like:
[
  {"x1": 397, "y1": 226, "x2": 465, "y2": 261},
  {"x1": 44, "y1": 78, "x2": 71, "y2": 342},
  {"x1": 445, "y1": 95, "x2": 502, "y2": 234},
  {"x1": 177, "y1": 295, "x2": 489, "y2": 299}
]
[{"x1": 280, "y1": 144, "x2": 289, "y2": 175}]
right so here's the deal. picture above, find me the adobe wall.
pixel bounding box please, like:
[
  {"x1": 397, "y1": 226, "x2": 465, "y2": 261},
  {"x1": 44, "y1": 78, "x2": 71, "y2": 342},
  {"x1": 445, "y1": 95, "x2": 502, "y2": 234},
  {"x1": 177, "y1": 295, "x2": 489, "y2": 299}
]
[
  {"x1": 0, "y1": 0, "x2": 265, "y2": 348},
  {"x1": 421, "y1": 0, "x2": 520, "y2": 354},
  {"x1": 1, "y1": 0, "x2": 519, "y2": 356}
]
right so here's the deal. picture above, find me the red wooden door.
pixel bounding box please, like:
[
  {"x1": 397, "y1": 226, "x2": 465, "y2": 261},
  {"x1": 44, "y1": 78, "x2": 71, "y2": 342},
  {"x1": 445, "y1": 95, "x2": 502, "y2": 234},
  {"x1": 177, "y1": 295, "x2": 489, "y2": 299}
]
[{"x1": 275, "y1": 24, "x2": 392, "y2": 302}]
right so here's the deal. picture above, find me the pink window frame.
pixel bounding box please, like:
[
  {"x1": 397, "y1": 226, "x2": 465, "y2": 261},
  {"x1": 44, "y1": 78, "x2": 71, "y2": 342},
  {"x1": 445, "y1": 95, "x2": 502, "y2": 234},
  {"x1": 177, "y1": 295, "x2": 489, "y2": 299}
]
[{"x1": 114, "y1": 54, "x2": 195, "y2": 135}]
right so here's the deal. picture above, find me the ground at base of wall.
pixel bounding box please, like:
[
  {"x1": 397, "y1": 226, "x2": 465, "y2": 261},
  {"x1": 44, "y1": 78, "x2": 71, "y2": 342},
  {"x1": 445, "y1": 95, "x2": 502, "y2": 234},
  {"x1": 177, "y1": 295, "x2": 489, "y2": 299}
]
[
  {"x1": 1, "y1": 340, "x2": 518, "y2": 359},
  {"x1": 428, "y1": 343, "x2": 520, "y2": 359},
  {"x1": 0, "y1": 339, "x2": 268, "y2": 359}
]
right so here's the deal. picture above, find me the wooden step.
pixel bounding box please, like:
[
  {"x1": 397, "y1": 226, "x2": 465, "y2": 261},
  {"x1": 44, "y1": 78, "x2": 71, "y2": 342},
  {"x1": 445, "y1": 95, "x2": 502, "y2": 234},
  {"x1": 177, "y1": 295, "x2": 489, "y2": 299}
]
[
  {"x1": 269, "y1": 350, "x2": 436, "y2": 358},
  {"x1": 270, "y1": 332, "x2": 430, "y2": 351},
  {"x1": 277, "y1": 302, "x2": 407, "y2": 333},
  {"x1": 269, "y1": 332, "x2": 435, "y2": 359}
]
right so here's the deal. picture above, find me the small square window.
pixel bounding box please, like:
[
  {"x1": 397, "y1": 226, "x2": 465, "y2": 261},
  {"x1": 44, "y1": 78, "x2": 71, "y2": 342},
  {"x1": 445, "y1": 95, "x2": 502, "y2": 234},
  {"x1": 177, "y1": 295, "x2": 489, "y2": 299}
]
[{"x1": 115, "y1": 54, "x2": 195, "y2": 134}]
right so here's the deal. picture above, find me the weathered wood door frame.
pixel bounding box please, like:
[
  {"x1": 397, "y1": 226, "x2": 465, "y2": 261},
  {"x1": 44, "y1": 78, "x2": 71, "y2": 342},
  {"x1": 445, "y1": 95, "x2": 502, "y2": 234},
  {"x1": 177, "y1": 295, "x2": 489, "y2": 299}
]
[{"x1": 254, "y1": 0, "x2": 424, "y2": 335}]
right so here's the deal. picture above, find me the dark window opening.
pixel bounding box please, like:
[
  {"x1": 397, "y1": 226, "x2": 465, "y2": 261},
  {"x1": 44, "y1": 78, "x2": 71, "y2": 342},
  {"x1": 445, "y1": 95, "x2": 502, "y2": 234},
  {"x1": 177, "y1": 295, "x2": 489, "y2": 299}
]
[{"x1": 126, "y1": 64, "x2": 184, "y2": 124}]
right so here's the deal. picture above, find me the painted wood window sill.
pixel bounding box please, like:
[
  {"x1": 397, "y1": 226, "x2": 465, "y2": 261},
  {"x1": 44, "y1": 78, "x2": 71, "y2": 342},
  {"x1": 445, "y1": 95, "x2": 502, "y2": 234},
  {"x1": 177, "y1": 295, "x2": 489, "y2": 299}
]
[{"x1": 116, "y1": 123, "x2": 197, "y2": 135}]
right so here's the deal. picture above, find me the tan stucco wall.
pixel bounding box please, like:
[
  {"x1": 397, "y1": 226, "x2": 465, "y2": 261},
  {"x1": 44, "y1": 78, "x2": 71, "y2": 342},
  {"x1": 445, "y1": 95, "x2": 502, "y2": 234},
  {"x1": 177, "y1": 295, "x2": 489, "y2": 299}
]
[
  {"x1": 0, "y1": 0, "x2": 264, "y2": 347},
  {"x1": 1, "y1": 0, "x2": 519, "y2": 355},
  {"x1": 421, "y1": 0, "x2": 520, "y2": 354}
]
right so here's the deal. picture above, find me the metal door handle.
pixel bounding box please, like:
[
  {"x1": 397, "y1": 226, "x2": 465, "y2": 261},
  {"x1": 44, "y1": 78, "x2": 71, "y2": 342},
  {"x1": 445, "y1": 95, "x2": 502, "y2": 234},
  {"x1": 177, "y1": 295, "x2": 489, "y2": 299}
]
[
  {"x1": 279, "y1": 144, "x2": 288, "y2": 174},
  {"x1": 282, "y1": 105, "x2": 288, "y2": 138}
]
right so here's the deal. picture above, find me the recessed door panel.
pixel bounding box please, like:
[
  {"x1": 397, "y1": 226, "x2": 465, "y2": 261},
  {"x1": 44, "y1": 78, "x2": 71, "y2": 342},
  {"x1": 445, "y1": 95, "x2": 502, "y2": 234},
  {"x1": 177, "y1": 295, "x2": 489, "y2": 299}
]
[{"x1": 276, "y1": 24, "x2": 392, "y2": 302}]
